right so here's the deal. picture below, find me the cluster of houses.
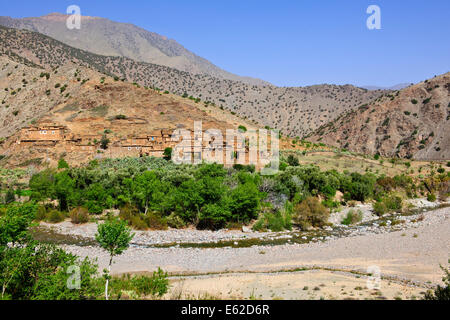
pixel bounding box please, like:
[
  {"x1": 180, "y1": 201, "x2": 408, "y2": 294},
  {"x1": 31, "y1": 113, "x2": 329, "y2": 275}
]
[{"x1": 17, "y1": 124, "x2": 265, "y2": 165}]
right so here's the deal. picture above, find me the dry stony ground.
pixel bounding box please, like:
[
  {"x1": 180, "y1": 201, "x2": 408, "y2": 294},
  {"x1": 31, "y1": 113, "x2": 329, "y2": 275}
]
[{"x1": 54, "y1": 205, "x2": 450, "y2": 300}]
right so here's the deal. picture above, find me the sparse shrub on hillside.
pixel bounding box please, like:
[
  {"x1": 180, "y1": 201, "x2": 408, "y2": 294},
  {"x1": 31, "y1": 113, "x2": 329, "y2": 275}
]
[
  {"x1": 39, "y1": 72, "x2": 50, "y2": 80},
  {"x1": 393, "y1": 174, "x2": 413, "y2": 189},
  {"x1": 427, "y1": 193, "x2": 436, "y2": 202},
  {"x1": 376, "y1": 176, "x2": 396, "y2": 192},
  {"x1": 100, "y1": 135, "x2": 110, "y2": 150}
]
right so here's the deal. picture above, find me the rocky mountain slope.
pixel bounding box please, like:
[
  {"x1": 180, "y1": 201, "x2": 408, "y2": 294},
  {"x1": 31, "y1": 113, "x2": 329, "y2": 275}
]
[
  {"x1": 309, "y1": 73, "x2": 450, "y2": 160},
  {"x1": 0, "y1": 13, "x2": 268, "y2": 86},
  {"x1": 0, "y1": 25, "x2": 384, "y2": 138},
  {"x1": 0, "y1": 53, "x2": 266, "y2": 168}
]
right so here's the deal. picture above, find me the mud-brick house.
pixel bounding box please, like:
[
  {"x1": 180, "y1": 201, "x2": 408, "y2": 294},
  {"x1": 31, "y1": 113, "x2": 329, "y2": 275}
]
[
  {"x1": 161, "y1": 129, "x2": 173, "y2": 140},
  {"x1": 109, "y1": 137, "x2": 146, "y2": 158},
  {"x1": 73, "y1": 144, "x2": 97, "y2": 152},
  {"x1": 147, "y1": 129, "x2": 174, "y2": 148},
  {"x1": 19, "y1": 125, "x2": 67, "y2": 143}
]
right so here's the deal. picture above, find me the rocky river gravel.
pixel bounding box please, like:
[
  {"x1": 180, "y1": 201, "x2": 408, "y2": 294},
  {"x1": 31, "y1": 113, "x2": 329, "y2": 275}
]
[{"x1": 36, "y1": 200, "x2": 450, "y2": 299}]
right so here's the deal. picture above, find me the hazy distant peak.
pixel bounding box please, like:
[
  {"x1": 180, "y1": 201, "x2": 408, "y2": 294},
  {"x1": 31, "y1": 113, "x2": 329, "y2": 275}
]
[{"x1": 361, "y1": 83, "x2": 411, "y2": 91}]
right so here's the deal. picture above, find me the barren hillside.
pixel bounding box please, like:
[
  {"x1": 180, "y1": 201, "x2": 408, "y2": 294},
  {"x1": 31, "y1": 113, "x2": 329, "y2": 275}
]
[
  {"x1": 0, "y1": 54, "x2": 266, "y2": 167},
  {"x1": 0, "y1": 26, "x2": 385, "y2": 138},
  {"x1": 309, "y1": 73, "x2": 450, "y2": 160}
]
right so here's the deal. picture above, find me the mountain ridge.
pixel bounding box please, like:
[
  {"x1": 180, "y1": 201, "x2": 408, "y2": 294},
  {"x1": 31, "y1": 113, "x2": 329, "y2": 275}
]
[
  {"x1": 0, "y1": 25, "x2": 385, "y2": 139},
  {"x1": 309, "y1": 73, "x2": 450, "y2": 160},
  {"x1": 0, "y1": 13, "x2": 270, "y2": 86}
]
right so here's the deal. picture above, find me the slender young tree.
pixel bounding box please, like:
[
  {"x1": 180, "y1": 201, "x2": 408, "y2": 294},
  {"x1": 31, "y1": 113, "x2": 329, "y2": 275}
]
[{"x1": 95, "y1": 217, "x2": 134, "y2": 300}]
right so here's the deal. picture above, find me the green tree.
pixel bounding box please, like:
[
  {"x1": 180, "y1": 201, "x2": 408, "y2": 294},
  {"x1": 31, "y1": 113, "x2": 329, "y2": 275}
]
[
  {"x1": 287, "y1": 154, "x2": 299, "y2": 167},
  {"x1": 229, "y1": 182, "x2": 260, "y2": 223},
  {"x1": 131, "y1": 171, "x2": 161, "y2": 214},
  {"x1": 54, "y1": 171, "x2": 75, "y2": 211},
  {"x1": 29, "y1": 169, "x2": 56, "y2": 202},
  {"x1": 95, "y1": 218, "x2": 134, "y2": 300},
  {"x1": 198, "y1": 202, "x2": 231, "y2": 230},
  {"x1": 58, "y1": 158, "x2": 69, "y2": 169},
  {"x1": 0, "y1": 203, "x2": 37, "y2": 246},
  {"x1": 163, "y1": 147, "x2": 172, "y2": 161},
  {"x1": 174, "y1": 179, "x2": 204, "y2": 223}
]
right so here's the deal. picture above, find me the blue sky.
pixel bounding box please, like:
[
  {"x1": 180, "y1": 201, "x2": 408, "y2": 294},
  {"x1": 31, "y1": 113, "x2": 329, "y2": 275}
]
[{"x1": 2, "y1": 0, "x2": 449, "y2": 87}]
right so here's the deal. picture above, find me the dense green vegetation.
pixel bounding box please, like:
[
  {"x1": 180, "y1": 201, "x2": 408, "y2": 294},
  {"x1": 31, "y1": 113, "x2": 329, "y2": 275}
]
[
  {"x1": 0, "y1": 202, "x2": 169, "y2": 300},
  {"x1": 0, "y1": 154, "x2": 448, "y2": 300},
  {"x1": 1, "y1": 156, "x2": 445, "y2": 232}
]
